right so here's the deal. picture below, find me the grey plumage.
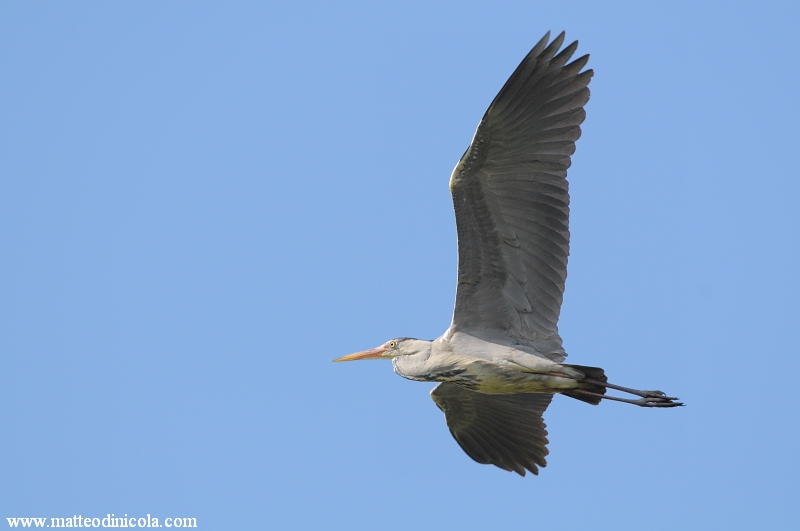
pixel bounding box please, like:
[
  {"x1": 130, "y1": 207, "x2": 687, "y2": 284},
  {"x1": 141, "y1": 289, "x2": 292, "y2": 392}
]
[
  {"x1": 431, "y1": 383, "x2": 552, "y2": 476},
  {"x1": 450, "y1": 31, "x2": 589, "y2": 356}
]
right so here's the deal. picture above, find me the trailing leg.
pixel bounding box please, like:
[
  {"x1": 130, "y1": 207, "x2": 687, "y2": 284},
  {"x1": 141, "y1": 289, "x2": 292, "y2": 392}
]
[
  {"x1": 579, "y1": 377, "x2": 683, "y2": 407},
  {"x1": 573, "y1": 388, "x2": 683, "y2": 407}
]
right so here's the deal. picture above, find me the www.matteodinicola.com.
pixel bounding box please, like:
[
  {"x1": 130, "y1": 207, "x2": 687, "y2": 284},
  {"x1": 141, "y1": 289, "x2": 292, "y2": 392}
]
[{"x1": 6, "y1": 514, "x2": 197, "y2": 528}]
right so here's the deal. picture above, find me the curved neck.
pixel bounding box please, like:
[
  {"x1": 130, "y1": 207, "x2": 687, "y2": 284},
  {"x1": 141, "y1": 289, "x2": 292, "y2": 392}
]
[{"x1": 391, "y1": 340, "x2": 434, "y2": 381}]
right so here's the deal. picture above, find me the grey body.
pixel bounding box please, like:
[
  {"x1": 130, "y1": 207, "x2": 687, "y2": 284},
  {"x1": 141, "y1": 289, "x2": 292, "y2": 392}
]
[
  {"x1": 392, "y1": 334, "x2": 582, "y2": 394},
  {"x1": 336, "y1": 32, "x2": 682, "y2": 477}
]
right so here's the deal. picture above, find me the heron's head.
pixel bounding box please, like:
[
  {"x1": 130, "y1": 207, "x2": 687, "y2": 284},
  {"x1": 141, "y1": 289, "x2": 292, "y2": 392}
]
[{"x1": 332, "y1": 337, "x2": 429, "y2": 362}]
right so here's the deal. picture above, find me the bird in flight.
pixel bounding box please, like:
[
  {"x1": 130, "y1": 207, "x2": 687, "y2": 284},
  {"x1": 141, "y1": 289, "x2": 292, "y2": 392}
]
[{"x1": 334, "y1": 32, "x2": 682, "y2": 476}]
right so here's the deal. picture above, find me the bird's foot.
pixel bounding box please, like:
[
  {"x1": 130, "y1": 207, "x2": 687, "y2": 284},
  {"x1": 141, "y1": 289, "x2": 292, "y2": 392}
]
[
  {"x1": 636, "y1": 389, "x2": 679, "y2": 400},
  {"x1": 631, "y1": 395, "x2": 684, "y2": 407}
]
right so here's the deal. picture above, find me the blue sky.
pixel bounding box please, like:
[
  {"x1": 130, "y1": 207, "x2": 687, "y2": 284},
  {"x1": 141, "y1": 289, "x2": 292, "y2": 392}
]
[{"x1": 2, "y1": 1, "x2": 799, "y2": 529}]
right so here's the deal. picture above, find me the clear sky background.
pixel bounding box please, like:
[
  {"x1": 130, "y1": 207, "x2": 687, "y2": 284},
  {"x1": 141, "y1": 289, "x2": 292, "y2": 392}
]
[{"x1": 2, "y1": 1, "x2": 799, "y2": 529}]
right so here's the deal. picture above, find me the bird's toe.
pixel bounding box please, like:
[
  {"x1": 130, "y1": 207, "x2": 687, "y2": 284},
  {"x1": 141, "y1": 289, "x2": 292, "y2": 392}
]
[{"x1": 635, "y1": 396, "x2": 683, "y2": 408}]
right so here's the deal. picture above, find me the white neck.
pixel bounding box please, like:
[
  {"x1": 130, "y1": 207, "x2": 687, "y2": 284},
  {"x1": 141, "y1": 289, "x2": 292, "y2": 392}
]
[{"x1": 391, "y1": 340, "x2": 433, "y2": 381}]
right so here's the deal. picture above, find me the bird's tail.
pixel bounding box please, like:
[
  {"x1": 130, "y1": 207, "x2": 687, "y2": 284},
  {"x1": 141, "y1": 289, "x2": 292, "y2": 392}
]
[{"x1": 561, "y1": 364, "x2": 607, "y2": 405}]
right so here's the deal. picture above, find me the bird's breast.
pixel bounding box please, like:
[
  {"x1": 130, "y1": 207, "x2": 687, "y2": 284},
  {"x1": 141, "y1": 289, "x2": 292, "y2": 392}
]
[{"x1": 460, "y1": 360, "x2": 579, "y2": 394}]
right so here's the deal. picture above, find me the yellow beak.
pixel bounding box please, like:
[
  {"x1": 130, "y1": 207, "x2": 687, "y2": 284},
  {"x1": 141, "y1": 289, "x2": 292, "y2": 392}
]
[{"x1": 332, "y1": 346, "x2": 387, "y2": 362}]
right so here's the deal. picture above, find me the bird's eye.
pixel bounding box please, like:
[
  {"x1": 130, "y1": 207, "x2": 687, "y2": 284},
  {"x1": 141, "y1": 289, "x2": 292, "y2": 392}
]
[{"x1": 388, "y1": 341, "x2": 397, "y2": 348}]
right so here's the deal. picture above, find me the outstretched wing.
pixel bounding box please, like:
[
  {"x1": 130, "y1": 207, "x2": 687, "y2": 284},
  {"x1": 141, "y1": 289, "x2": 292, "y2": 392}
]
[
  {"x1": 431, "y1": 383, "x2": 553, "y2": 476},
  {"x1": 450, "y1": 32, "x2": 592, "y2": 355}
]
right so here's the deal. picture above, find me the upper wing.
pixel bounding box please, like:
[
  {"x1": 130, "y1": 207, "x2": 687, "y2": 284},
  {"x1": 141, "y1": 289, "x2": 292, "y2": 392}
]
[
  {"x1": 431, "y1": 383, "x2": 552, "y2": 476},
  {"x1": 450, "y1": 32, "x2": 592, "y2": 354}
]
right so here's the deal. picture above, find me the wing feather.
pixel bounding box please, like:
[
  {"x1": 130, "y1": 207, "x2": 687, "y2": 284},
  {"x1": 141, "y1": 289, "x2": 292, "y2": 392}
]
[
  {"x1": 450, "y1": 32, "x2": 592, "y2": 356},
  {"x1": 431, "y1": 383, "x2": 552, "y2": 476}
]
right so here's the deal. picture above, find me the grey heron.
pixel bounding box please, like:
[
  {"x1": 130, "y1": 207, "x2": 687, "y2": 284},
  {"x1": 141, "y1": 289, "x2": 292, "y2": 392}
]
[{"x1": 334, "y1": 32, "x2": 682, "y2": 476}]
